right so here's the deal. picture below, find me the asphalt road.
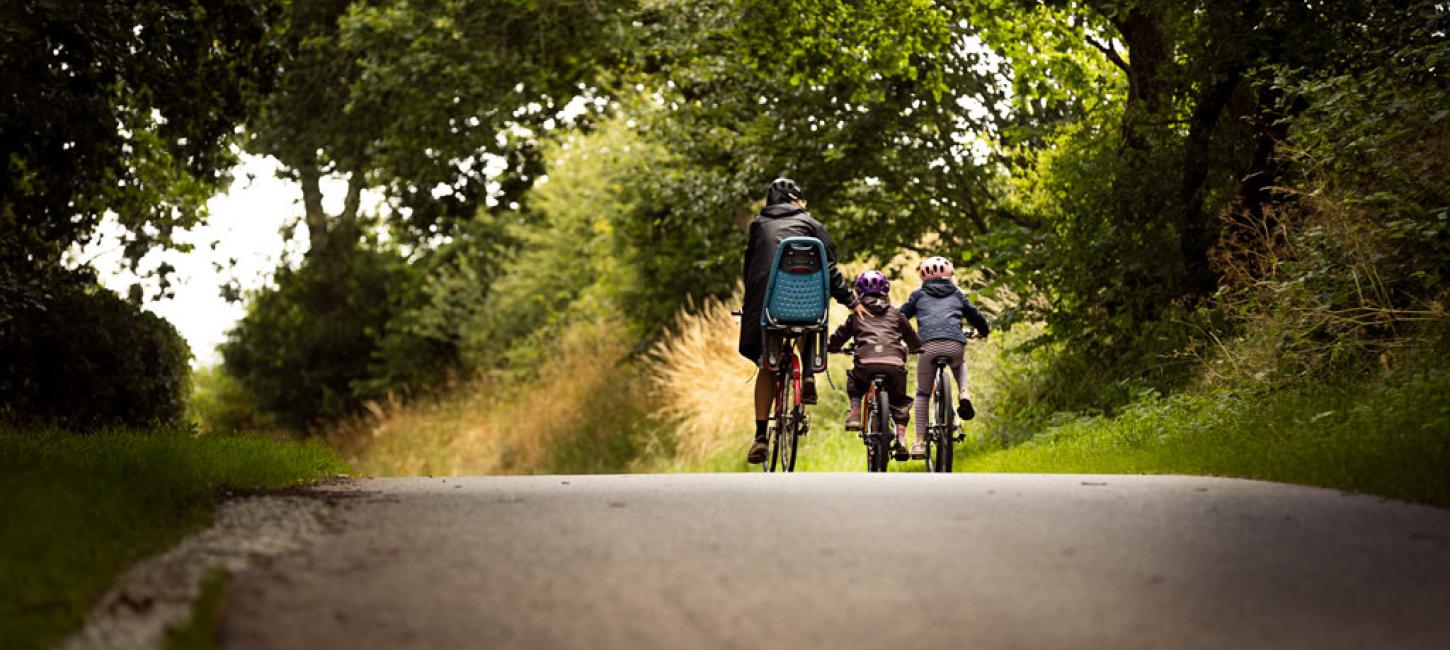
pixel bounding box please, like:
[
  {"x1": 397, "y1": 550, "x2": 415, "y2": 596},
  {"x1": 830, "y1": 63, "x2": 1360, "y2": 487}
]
[{"x1": 219, "y1": 473, "x2": 1450, "y2": 650}]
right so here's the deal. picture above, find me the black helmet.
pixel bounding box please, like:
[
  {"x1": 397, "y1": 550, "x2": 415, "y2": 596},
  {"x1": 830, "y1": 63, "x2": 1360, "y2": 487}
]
[{"x1": 766, "y1": 177, "x2": 804, "y2": 205}]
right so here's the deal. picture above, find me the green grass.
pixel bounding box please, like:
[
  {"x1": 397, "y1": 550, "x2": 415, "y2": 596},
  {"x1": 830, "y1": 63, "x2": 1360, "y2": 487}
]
[
  {"x1": 0, "y1": 429, "x2": 346, "y2": 650},
  {"x1": 161, "y1": 570, "x2": 230, "y2": 650},
  {"x1": 663, "y1": 346, "x2": 1450, "y2": 509},
  {"x1": 958, "y1": 365, "x2": 1450, "y2": 507}
]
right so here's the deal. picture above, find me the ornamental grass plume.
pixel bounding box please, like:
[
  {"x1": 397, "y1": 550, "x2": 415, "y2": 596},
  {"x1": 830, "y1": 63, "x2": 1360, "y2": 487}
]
[{"x1": 647, "y1": 287, "x2": 758, "y2": 462}]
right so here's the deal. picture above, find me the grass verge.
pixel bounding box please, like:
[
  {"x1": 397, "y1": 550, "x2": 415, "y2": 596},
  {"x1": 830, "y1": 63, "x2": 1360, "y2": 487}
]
[
  {"x1": 0, "y1": 429, "x2": 345, "y2": 650},
  {"x1": 161, "y1": 570, "x2": 230, "y2": 650},
  {"x1": 959, "y1": 364, "x2": 1450, "y2": 507}
]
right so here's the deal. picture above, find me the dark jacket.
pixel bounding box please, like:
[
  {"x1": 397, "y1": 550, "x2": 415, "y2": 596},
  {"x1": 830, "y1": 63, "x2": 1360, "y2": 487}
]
[
  {"x1": 899, "y1": 278, "x2": 991, "y2": 343},
  {"x1": 826, "y1": 294, "x2": 923, "y2": 367},
  {"x1": 738, "y1": 203, "x2": 853, "y2": 362}
]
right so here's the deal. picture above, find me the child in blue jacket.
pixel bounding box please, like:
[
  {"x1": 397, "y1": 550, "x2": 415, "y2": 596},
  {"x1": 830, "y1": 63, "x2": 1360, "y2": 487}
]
[{"x1": 898, "y1": 257, "x2": 991, "y2": 458}]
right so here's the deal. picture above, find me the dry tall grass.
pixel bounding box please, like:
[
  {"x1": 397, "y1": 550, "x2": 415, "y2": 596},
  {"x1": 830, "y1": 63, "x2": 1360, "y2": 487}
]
[
  {"x1": 645, "y1": 290, "x2": 758, "y2": 462},
  {"x1": 328, "y1": 318, "x2": 647, "y2": 476}
]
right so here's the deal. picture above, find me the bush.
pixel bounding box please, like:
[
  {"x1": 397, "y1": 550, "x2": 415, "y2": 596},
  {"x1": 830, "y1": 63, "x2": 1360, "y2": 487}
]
[
  {"x1": 186, "y1": 365, "x2": 275, "y2": 435},
  {"x1": 0, "y1": 272, "x2": 191, "y2": 429},
  {"x1": 221, "y1": 244, "x2": 417, "y2": 431}
]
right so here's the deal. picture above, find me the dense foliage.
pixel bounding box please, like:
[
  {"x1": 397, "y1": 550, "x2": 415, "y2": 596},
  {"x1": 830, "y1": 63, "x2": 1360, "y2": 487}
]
[
  {"x1": 1, "y1": 0, "x2": 277, "y2": 428},
  {"x1": 0, "y1": 271, "x2": 192, "y2": 429},
  {"x1": 221, "y1": 241, "x2": 415, "y2": 429},
  {"x1": 1, "y1": 0, "x2": 277, "y2": 298},
  {"x1": 5, "y1": 0, "x2": 1444, "y2": 434}
]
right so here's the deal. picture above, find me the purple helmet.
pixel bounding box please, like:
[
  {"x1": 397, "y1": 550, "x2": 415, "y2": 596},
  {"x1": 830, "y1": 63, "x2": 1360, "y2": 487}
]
[{"x1": 855, "y1": 270, "x2": 890, "y2": 296}]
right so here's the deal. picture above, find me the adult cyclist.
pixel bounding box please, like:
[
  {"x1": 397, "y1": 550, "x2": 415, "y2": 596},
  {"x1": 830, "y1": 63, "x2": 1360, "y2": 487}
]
[{"x1": 739, "y1": 178, "x2": 854, "y2": 464}]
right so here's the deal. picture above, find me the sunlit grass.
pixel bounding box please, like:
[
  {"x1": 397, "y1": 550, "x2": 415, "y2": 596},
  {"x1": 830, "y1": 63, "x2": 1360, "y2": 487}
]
[{"x1": 958, "y1": 364, "x2": 1450, "y2": 506}]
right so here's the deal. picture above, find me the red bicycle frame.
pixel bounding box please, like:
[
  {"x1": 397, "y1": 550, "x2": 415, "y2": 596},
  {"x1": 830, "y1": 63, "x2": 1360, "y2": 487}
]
[{"x1": 776, "y1": 345, "x2": 803, "y2": 410}]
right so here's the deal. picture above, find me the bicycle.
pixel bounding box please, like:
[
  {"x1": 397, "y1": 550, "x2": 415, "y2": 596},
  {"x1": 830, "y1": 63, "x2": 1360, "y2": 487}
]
[
  {"x1": 760, "y1": 327, "x2": 818, "y2": 472},
  {"x1": 728, "y1": 313, "x2": 824, "y2": 473},
  {"x1": 921, "y1": 329, "x2": 978, "y2": 473},
  {"x1": 843, "y1": 345, "x2": 896, "y2": 473}
]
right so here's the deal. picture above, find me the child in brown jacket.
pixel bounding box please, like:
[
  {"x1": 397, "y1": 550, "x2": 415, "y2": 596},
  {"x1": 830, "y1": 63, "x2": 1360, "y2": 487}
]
[{"x1": 826, "y1": 270, "x2": 923, "y2": 452}]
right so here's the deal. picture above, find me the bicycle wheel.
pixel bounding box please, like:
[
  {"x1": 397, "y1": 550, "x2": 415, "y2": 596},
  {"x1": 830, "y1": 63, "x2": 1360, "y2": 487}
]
[
  {"x1": 875, "y1": 389, "x2": 894, "y2": 471},
  {"x1": 933, "y1": 366, "x2": 955, "y2": 473},
  {"x1": 871, "y1": 437, "x2": 890, "y2": 472},
  {"x1": 863, "y1": 394, "x2": 881, "y2": 472},
  {"x1": 780, "y1": 355, "x2": 802, "y2": 472},
  {"x1": 767, "y1": 351, "x2": 797, "y2": 473},
  {"x1": 778, "y1": 406, "x2": 799, "y2": 472},
  {"x1": 923, "y1": 369, "x2": 938, "y2": 473}
]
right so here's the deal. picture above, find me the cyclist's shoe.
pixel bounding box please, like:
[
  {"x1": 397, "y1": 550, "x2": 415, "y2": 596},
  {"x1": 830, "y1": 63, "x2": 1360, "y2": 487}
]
[
  {"x1": 801, "y1": 378, "x2": 819, "y2": 405},
  {"x1": 844, "y1": 404, "x2": 862, "y2": 431},
  {"x1": 957, "y1": 397, "x2": 976, "y2": 421},
  {"x1": 910, "y1": 441, "x2": 927, "y2": 459},
  {"x1": 747, "y1": 437, "x2": 769, "y2": 464},
  {"x1": 893, "y1": 426, "x2": 910, "y2": 460}
]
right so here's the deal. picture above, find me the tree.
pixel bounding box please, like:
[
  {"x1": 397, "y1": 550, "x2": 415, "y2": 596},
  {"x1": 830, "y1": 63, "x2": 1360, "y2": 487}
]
[
  {"x1": 1, "y1": 0, "x2": 278, "y2": 427},
  {"x1": 224, "y1": 0, "x2": 636, "y2": 424},
  {"x1": 0, "y1": 0, "x2": 279, "y2": 304},
  {"x1": 604, "y1": 0, "x2": 1016, "y2": 327}
]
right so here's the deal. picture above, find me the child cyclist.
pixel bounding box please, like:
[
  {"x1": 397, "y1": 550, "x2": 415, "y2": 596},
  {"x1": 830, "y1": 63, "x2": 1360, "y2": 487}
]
[
  {"x1": 827, "y1": 271, "x2": 923, "y2": 454},
  {"x1": 899, "y1": 256, "x2": 991, "y2": 458}
]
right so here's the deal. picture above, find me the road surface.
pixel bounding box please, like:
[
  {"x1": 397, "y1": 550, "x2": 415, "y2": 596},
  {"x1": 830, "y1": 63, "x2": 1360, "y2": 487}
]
[{"x1": 218, "y1": 473, "x2": 1450, "y2": 649}]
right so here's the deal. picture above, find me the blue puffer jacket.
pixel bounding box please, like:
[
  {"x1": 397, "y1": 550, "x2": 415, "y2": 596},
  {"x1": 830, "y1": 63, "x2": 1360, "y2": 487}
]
[{"x1": 899, "y1": 278, "x2": 991, "y2": 343}]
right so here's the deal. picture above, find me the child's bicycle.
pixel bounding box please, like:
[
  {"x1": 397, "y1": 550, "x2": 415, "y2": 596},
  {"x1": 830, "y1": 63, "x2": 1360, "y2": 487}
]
[
  {"x1": 921, "y1": 329, "x2": 980, "y2": 473},
  {"x1": 844, "y1": 345, "x2": 897, "y2": 473}
]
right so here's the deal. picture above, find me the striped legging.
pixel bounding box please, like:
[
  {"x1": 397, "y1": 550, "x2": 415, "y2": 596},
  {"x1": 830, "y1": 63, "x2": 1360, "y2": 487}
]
[{"x1": 914, "y1": 339, "x2": 968, "y2": 439}]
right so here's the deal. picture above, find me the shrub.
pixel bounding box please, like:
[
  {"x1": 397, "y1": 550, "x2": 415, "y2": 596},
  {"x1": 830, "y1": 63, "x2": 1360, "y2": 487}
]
[
  {"x1": 0, "y1": 272, "x2": 191, "y2": 429},
  {"x1": 221, "y1": 244, "x2": 416, "y2": 431}
]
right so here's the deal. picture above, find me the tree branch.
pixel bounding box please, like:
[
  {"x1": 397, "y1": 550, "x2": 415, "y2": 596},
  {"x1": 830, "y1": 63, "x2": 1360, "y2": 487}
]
[
  {"x1": 1085, "y1": 33, "x2": 1130, "y2": 75},
  {"x1": 341, "y1": 169, "x2": 364, "y2": 225},
  {"x1": 298, "y1": 159, "x2": 328, "y2": 245}
]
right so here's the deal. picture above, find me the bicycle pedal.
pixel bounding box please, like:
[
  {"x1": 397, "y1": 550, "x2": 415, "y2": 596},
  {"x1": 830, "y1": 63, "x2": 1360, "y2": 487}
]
[{"x1": 953, "y1": 434, "x2": 965, "y2": 442}]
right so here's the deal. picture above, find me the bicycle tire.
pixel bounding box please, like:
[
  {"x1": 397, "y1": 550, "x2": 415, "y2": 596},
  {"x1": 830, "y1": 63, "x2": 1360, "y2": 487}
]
[
  {"x1": 877, "y1": 387, "x2": 894, "y2": 472},
  {"x1": 781, "y1": 406, "x2": 800, "y2": 472},
  {"x1": 863, "y1": 393, "x2": 881, "y2": 472},
  {"x1": 935, "y1": 365, "x2": 955, "y2": 473},
  {"x1": 767, "y1": 350, "x2": 800, "y2": 473},
  {"x1": 780, "y1": 354, "x2": 802, "y2": 472}
]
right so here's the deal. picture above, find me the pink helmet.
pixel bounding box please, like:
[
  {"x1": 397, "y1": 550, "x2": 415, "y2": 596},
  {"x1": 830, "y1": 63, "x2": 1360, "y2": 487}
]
[{"x1": 919, "y1": 256, "x2": 955, "y2": 281}]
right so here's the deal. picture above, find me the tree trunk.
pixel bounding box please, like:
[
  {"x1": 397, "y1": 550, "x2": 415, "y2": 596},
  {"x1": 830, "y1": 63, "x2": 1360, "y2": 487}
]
[
  {"x1": 1178, "y1": 69, "x2": 1245, "y2": 299},
  {"x1": 1114, "y1": 7, "x2": 1171, "y2": 150},
  {"x1": 299, "y1": 159, "x2": 330, "y2": 256}
]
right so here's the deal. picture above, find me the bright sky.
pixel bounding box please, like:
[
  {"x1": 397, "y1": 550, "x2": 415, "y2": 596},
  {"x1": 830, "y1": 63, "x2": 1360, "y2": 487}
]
[{"x1": 77, "y1": 154, "x2": 381, "y2": 367}]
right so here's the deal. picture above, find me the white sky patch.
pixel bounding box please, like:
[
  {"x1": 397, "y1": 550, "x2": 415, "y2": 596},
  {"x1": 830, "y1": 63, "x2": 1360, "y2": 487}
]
[{"x1": 71, "y1": 154, "x2": 390, "y2": 367}]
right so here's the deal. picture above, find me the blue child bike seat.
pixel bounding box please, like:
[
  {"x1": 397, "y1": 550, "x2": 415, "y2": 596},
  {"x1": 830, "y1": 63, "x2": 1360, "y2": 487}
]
[{"x1": 761, "y1": 236, "x2": 830, "y2": 330}]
